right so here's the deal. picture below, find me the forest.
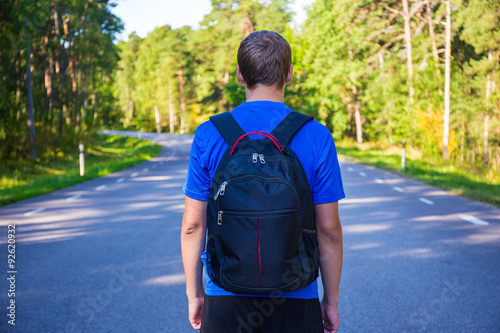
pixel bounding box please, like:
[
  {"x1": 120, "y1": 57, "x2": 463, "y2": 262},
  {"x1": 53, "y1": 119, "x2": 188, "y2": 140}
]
[{"x1": 1, "y1": 0, "x2": 499, "y2": 177}]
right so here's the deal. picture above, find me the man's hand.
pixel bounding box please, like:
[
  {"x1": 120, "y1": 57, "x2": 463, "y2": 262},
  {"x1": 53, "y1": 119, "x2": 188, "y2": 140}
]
[
  {"x1": 188, "y1": 296, "x2": 204, "y2": 330},
  {"x1": 321, "y1": 298, "x2": 340, "y2": 333},
  {"x1": 181, "y1": 197, "x2": 208, "y2": 330},
  {"x1": 315, "y1": 202, "x2": 342, "y2": 333}
]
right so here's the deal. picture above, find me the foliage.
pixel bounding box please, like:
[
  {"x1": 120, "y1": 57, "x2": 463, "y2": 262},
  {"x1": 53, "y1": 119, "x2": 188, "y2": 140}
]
[
  {"x1": 112, "y1": 0, "x2": 294, "y2": 132},
  {"x1": 1, "y1": 0, "x2": 499, "y2": 201},
  {"x1": 0, "y1": 134, "x2": 161, "y2": 206},
  {"x1": 0, "y1": 0, "x2": 123, "y2": 160},
  {"x1": 336, "y1": 142, "x2": 500, "y2": 207}
]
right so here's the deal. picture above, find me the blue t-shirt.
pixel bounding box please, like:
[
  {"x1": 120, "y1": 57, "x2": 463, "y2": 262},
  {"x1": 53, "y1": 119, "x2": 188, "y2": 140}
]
[{"x1": 183, "y1": 100, "x2": 345, "y2": 299}]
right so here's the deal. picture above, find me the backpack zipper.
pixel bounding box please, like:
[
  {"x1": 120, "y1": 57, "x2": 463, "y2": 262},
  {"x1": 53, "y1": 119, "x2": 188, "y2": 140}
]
[
  {"x1": 214, "y1": 175, "x2": 299, "y2": 204},
  {"x1": 217, "y1": 210, "x2": 223, "y2": 225},
  {"x1": 213, "y1": 150, "x2": 309, "y2": 197},
  {"x1": 220, "y1": 208, "x2": 297, "y2": 217},
  {"x1": 217, "y1": 208, "x2": 297, "y2": 225},
  {"x1": 214, "y1": 181, "x2": 228, "y2": 200},
  {"x1": 252, "y1": 153, "x2": 265, "y2": 164}
]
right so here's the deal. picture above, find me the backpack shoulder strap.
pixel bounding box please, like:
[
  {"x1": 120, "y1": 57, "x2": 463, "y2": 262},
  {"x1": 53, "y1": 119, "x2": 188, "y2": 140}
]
[
  {"x1": 209, "y1": 112, "x2": 246, "y2": 147},
  {"x1": 270, "y1": 111, "x2": 313, "y2": 146}
]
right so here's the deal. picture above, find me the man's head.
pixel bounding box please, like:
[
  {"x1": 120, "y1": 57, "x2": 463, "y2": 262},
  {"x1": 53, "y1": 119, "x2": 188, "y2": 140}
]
[{"x1": 237, "y1": 30, "x2": 292, "y2": 90}]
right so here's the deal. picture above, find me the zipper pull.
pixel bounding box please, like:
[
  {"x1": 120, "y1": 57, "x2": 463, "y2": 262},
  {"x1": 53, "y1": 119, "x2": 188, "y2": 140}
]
[
  {"x1": 259, "y1": 154, "x2": 265, "y2": 164},
  {"x1": 214, "y1": 181, "x2": 228, "y2": 200},
  {"x1": 252, "y1": 153, "x2": 258, "y2": 163},
  {"x1": 217, "y1": 210, "x2": 223, "y2": 225}
]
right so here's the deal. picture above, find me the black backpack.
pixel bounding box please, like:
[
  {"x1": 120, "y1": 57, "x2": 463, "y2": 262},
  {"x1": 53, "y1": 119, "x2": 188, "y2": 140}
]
[{"x1": 205, "y1": 111, "x2": 320, "y2": 294}]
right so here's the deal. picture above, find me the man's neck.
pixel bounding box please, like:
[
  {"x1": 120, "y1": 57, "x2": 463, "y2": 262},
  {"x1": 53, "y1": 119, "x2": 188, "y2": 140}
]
[{"x1": 245, "y1": 84, "x2": 285, "y2": 103}]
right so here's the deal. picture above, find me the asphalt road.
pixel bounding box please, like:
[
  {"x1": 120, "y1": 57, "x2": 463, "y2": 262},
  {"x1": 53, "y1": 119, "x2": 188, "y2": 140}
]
[{"x1": 0, "y1": 131, "x2": 499, "y2": 332}]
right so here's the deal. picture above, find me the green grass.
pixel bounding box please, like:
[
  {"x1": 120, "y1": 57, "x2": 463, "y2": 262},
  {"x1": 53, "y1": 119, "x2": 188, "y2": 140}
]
[
  {"x1": 0, "y1": 134, "x2": 162, "y2": 207},
  {"x1": 336, "y1": 143, "x2": 500, "y2": 208}
]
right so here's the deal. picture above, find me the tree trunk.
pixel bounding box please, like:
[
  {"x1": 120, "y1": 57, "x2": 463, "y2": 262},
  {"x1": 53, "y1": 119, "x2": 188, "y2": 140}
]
[
  {"x1": 63, "y1": 104, "x2": 71, "y2": 126},
  {"x1": 242, "y1": 17, "x2": 254, "y2": 36},
  {"x1": 75, "y1": 68, "x2": 81, "y2": 130},
  {"x1": 483, "y1": 114, "x2": 490, "y2": 165},
  {"x1": 388, "y1": 115, "x2": 393, "y2": 144},
  {"x1": 378, "y1": 51, "x2": 384, "y2": 69},
  {"x1": 53, "y1": 3, "x2": 64, "y2": 137},
  {"x1": 63, "y1": 14, "x2": 78, "y2": 128},
  {"x1": 442, "y1": 0, "x2": 451, "y2": 160},
  {"x1": 497, "y1": 82, "x2": 500, "y2": 170},
  {"x1": 79, "y1": 1, "x2": 90, "y2": 130},
  {"x1": 15, "y1": 55, "x2": 21, "y2": 121},
  {"x1": 484, "y1": 49, "x2": 494, "y2": 165},
  {"x1": 41, "y1": 34, "x2": 55, "y2": 132},
  {"x1": 24, "y1": 16, "x2": 37, "y2": 160},
  {"x1": 169, "y1": 84, "x2": 175, "y2": 134},
  {"x1": 47, "y1": 40, "x2": 54, "y2": 133},
  {"x1": 58, "y1": 11, "x2": 71, "y2": 128},
  {"x1": 460, "y1": 120, "x2": 465, "y2": 166},
  {"x1": 351, "y1": 85, "x2": 363, "y2": 146},
  {"x1": 83, "y1": 69, "x2": 89, "y2": 128},
  {"x1": 57, "y1": 97, "x2": 63, "y2": 137},
  {"x1": 402, "y1": 0, "x2": 414, "y2": 101},
  {"x1": 154, "y1": 104, "x2": 161, "y2": 133},
  {"x1": 41, "y1": 36, "x2": 49, "y2": 117},
  {"x1": 426, "y1": 3, "x2": 442, "y2": 95},
  {"x1": 178, "y1": 57, "x2": 187, "y2": 134},
  {"x1": 354, "y1": 102, "x2": 362, "y2": 146},
  {"x1": 91, "y1": 63, "x2": 97, "y2": 126},
  {"x1": 128, "y1": 96, "x2": 134, "y2": 129}
]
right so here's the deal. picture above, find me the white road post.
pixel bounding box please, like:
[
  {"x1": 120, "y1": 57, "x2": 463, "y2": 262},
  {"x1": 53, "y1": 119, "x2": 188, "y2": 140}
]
[
  {"x1": 79, "y1": 144, "x2": 85, "y2": 176},
  {"x1": 401, "y1": 139, "x2": 406, "y2": 171}
]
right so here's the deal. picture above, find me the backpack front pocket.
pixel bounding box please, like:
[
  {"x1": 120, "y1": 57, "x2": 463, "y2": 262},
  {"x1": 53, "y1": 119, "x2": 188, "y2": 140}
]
[{"x1": 217, "y1": 209, "x2": 301, "y2": 290}]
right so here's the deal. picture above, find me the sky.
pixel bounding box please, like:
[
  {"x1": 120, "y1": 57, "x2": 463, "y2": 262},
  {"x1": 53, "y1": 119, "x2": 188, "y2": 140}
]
[{"x1": 111, "y1": 0, "x2": 314, "y2": 41}]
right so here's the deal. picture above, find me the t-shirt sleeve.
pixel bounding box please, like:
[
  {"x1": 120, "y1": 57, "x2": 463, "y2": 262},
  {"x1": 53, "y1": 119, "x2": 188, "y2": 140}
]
[
  {"x1": 182, "y1": 126, "x2": 211, "y2": 201},
  {"x1": 312, "y1": 128, "x2": 345, "y2": 205}
]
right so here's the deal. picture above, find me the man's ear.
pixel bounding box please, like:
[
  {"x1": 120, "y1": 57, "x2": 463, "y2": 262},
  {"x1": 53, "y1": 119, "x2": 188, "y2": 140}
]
[
  {"x1": 236, "y1": 65, "x2": 246, "y2": 85},
  {"x1": 285, "y1": 65, "x2": 293, "y2": 84}
]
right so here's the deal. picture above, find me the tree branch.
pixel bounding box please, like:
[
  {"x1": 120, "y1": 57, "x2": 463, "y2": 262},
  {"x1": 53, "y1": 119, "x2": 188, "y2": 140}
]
[
  {"x1": 409, "y1": 0, "x2": 431, "y2": 18},
  {"x1": 375, "y1": 2, "x2": 404, "y2": 17}
]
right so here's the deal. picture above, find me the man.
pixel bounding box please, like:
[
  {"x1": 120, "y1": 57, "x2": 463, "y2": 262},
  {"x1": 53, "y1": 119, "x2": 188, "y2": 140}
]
[{"x1": 182, "y1": 30, "x2": 344, "y2": 333}]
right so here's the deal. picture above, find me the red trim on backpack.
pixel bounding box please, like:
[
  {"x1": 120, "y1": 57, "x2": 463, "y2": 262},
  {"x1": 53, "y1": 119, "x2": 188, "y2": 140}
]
[
  {"x1": 230, "y1": 131, "x2": 282, "y2": 155},
  {"x1": 258, "y1": 218, "x2": 262, "y2": 287}
]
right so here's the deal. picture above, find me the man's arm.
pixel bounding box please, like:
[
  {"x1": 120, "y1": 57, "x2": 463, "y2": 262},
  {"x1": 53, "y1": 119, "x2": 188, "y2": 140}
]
[
  {"x1": 315, "y1": 201, "x2": 343, "y2": 333},
  {"x1": 181, "y1": 196, "x2": 208, "y2": 330}
]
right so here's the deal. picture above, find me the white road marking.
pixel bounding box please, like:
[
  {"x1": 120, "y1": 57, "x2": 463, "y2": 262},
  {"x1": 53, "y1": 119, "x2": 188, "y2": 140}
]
[
  {"x1": 95, "y1": 185, "x2": 107, "y2": 191},
  {"x1": 393, "y1": 186, "x2": 404, "y2": 193},
  {"x1": 359, "y1": 172, "x2": 367, "y2": 177},
  {"x1": 66, "y1": 194, "x2": 82, "y2": 201},
  {"x1": 143, "y1": 168, "x2": 149, "y2": 172},
  {"x1": 459, "y1": 214, "x2": 489, "y2": 226},
  {"x1": 419, "y1": 197, "x2": 434, "y2": 205},
  {"x1": 116, "y1": 177, "x2": 125, "y2": 183},
  {"x1": 165, "y1": 147, "x2": 177, "y2": 160},
  {"x1": 347, "y1": 167, "x2": 354, "y2": 172},
  {"x1": 131, "y1": 173, "x2": 138, "y2": 177},
  {"x1": 152, "y1": 165, "x2": 157, "y2": 169},
  {"x1": 24, "y1": 208, "x2": 46, "y2": 217},
  {"x1": 375, "y1": 178, "x2": 383, "y2": 183}
]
